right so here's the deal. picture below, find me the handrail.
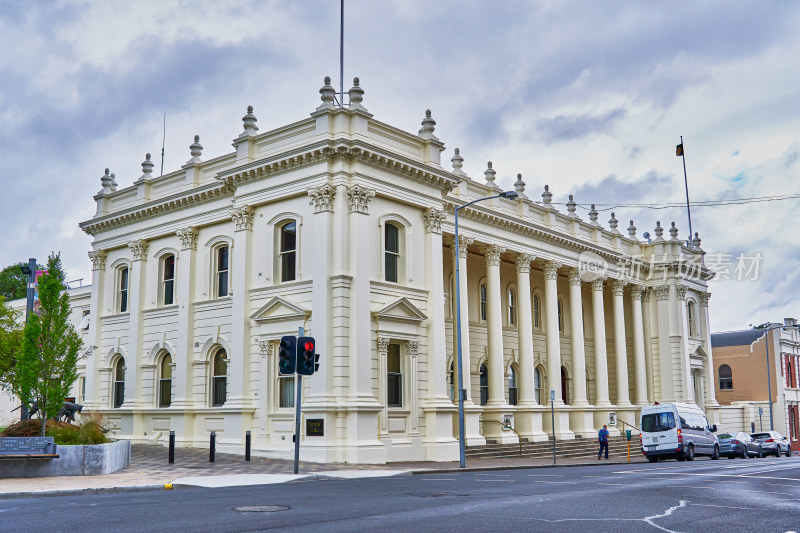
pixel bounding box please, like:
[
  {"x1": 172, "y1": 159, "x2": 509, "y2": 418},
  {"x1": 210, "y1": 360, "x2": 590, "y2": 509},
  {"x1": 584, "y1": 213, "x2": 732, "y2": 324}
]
[{"x1": 482, "y1": 419, "x2": 523, "y2": 456}]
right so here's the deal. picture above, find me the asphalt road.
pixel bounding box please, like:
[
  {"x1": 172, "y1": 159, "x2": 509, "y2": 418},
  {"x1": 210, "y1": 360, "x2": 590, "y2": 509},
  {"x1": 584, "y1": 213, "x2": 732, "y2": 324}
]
[{"x1": 3, "y1": 457, "x2": 800, "y2": 532}]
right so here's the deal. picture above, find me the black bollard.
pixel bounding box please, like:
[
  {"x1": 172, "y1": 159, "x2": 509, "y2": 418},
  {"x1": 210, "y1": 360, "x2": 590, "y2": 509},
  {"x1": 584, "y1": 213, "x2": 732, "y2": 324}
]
[
  {"x1": 210, "y1": 431, "x2": 216, "y2": 463},
  {"x1": 245, "y1": 430, "x2": 251, "y2": 462},
  {"x1": 168, "y1": 430, "x2": 175, "y2": 464}
]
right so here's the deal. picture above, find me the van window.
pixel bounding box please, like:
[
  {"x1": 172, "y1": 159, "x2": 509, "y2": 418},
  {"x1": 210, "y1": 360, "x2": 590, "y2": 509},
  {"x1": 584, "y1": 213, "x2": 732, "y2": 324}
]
[{"x1": 642, "y1": 412, "x2": 676, "y2": 432}]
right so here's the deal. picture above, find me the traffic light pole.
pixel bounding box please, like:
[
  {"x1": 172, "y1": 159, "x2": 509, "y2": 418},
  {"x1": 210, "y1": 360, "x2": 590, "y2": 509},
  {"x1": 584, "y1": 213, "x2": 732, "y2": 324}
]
[{"x1": 293, "y1": 326, "x2": 303, "y2": 474}]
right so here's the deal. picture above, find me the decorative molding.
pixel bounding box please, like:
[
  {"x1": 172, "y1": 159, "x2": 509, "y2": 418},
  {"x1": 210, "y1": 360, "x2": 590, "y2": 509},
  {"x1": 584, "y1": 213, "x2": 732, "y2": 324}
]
[
  {"x1": 674, "y1": 284, "x2": 687, "y2": 301},
  {"x1": 611, "y1": 279, "x2": 626, "y2": 297},
  {"x1": 176, "y1": 227, "x2": 198, "y2": 250},
  {"x1": 250, "y1": 296, "x2": 311, "y2": 323},
  {"x1": 128, "y1": 239, "x2": 149, "y2": 261},
  {"x1": 451, "y1": 235, "x2": 474, "y2": 260},
  {"x1": 347, "y1": 184, "x2": 375, "y2": 214},
  {"x1": 641, "y1": 288, "x2": 651, "y2": 303},
  {"x1": 515, "y1": 253, "x2": 535, "y2": 273},
  {"x1": 568, "y1": 267, "x2": 582, "y2": 286},
  {"x1": 423, "y1": 207, "x2": 445, "y2": 234},
  {"x1": 408, "y1": 340, "x2": 419, "y2": 355},
  {"x1": 543, "y1": 260, "x2": 560, "y2": 280},
  {"x1": 655, "y1": 285, "x2": 671, "y2": 301},
  {"x1": 372, "y1": 297, "x2": 428, "y2": 325},
  {"x1": 88, "y1": 250, "x2": 107, "y2": 271},
  {"x1": 377, "y1": 337, "x2": 390, "y2": 353},
  {"x1": 591, "y1": 278, "x2": 606, "y2": 291},
  {"x1": 258, "y1": 339, "x2": 272, "y2": 356},
  {"x1": 308, "y1": 183, "x2": 336, "y2": 213},
  {"x1": 483, "y1": 244, "x2": 504, "y2": 267},
  {"x1": 629, "y1": 284, "x2": 645, "y2": 300},
  {"x1": 699, "y1": 292, "x2": 711, "y2": 307},
  {"x1": 231, "y1": 205, "x2": 254, "y2": 231}
]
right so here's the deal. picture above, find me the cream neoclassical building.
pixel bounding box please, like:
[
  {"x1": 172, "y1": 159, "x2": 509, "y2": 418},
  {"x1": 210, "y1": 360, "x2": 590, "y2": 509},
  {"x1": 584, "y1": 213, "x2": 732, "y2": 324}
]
[{"x1": 76, "y1": 77, "x2": 718, "y2": 463}]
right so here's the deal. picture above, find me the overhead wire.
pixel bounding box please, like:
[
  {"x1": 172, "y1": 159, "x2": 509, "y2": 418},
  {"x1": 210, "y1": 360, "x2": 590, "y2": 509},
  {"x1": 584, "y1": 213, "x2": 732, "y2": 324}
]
[{"x1": 533, "y1": 193, "x2": 800, "y2": 211}]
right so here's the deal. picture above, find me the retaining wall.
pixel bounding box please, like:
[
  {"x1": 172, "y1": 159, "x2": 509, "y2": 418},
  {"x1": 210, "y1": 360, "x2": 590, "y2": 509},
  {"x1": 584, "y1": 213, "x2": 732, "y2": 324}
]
[{"x1": 0, "y1": 439, "x2": 130, "y2": 478}]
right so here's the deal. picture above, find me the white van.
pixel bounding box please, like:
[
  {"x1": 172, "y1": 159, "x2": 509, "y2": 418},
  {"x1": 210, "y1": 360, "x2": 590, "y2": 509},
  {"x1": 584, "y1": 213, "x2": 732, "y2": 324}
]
[{"x1": 640, "y1": 403, "x2": 720, "y2": 462}]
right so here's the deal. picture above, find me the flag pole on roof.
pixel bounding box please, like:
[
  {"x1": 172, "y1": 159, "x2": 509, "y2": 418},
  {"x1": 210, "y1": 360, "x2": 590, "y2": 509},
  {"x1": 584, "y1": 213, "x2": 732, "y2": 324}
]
[{"x1": 677, "y1": 136, "x2": 693, "y2": 244}]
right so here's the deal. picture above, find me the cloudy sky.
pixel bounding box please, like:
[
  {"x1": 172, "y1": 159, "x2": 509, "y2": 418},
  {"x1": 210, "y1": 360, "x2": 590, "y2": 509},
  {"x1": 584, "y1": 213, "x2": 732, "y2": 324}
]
[{"x1": 1, "y1": 0, "x2": 798, "y2": 332}]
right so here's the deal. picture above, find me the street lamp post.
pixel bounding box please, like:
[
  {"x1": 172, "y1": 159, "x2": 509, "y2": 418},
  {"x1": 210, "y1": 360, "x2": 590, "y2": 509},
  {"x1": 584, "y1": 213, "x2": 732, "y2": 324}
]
[
  {"x1": 454, "y1": 190, "x2": 518, "y2": 468},
  {"x1": 754, "y1": 322, "x2": 800, "y2": 432}
]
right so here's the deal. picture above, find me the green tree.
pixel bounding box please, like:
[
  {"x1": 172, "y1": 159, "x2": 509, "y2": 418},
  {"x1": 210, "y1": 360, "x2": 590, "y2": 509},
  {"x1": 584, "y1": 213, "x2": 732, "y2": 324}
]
[
  {"x1": 10, "y1": 253, "x2": 82, "y2": 436},
  {"x1": 0, "y1": 263, "x2": 31, "y2": 301},
  {"x1": 0, "y1": 296, "x2": 23, "y2": 385}
]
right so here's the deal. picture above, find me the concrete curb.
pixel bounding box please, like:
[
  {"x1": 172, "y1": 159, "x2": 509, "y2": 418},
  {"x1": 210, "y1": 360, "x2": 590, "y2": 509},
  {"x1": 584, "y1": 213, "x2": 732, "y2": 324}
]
[
  {"x1": 411, "y1": 460, "x2": 647, "y2": 475},
  {"x1": 0, "y1": 484, "x2": 166, "y2": 501}
]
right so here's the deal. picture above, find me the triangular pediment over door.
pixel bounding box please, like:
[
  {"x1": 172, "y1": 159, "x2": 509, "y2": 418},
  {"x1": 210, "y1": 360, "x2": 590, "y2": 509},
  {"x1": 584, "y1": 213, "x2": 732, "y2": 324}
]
[
  {"x1": 372, "y1": 297, "x2": 427, "y2": 338},
  {"x1": 250, "y1": 296, "x2": 310, "y2": 336}
]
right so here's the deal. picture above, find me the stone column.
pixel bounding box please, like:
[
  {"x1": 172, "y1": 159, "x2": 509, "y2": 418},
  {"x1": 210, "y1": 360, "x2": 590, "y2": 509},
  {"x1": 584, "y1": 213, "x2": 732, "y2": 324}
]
[
  {"x1": 641, "y1": 289, "x2": 655, "y2": 403},
  {"x1": 172, "y1": 227, "x2": 198, "y2": 445},
  {"x1": 568, "y1": 268, "x2": 594, "y2": 436},
  {"x1": 655, "y1": 285, "x2": 675, "y2": 401},
  {"x1": 674, "y1": 284, "x2": 693, "y2": 403},
  {"x1": 700, "y1": 293, "x2": 720, "y2": 416},
  {"x1": 84, "y1": 250, "x2": 107, "y2": 411},
  {"x1": 543, "y1": 261, "x2": 574, "y2": 439},
  {"x1": 484, "y1": 244, "x2": 506, "y2": 408},
  {"x1": 123, "y1": 239, "x2": 148, "y2": 438},
  {"x1": 421, "y1": 208, "x2": 457, "y2": 460},
  {"x1": 611, "y1": 280, "x2": 632, "y2": 408},
  {"x1": 630, "y1": 285, "x2": 648, "y2": 405},
  {"x1": 592, "y1": 279, "x2": 611, "y2": 407},
  {"x1": 452, "y1": 236, "x2": 484, "y2": 445}
]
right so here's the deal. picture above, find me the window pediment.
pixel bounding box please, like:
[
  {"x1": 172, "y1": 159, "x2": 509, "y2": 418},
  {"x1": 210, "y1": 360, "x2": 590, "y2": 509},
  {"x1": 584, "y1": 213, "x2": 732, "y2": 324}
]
[
  {"x1": 372, "y1": 297, "x2": 427, "y2": 325},
  {"x1": 250, "y1": 296, "x2": 310, "y2": 323}
]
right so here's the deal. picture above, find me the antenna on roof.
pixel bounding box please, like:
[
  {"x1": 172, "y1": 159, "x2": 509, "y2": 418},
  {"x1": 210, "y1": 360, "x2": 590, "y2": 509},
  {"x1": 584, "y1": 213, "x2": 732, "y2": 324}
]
[
  {"x1": 339, "y1": 0, "x2": 344, "y2": 107},
  {"x1": 160, "y1": 113, "x2": 166, "y2": 177}
]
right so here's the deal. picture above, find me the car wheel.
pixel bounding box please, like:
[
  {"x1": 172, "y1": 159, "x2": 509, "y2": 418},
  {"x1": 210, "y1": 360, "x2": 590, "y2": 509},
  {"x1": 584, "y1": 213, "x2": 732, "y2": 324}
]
[
  {"x1": 687, "y1": 444, "x2": 695, "y2": 461},
  {"x1": 647, "y1": 456, "x2": 659, "y2": 463},
  {"x1": 776, "y1": 448, "x2": 782, "y2": 457},
  {"x1": 741, "y1": 447, "x2": 748, "y2": 459},
  {"x1": 757, "y1": 447, "x2": 763, "y2": 458},
  {"x1": 787, "y1": 446, "x2": 792, "y2": 458},
  {"x1": 712, "y1": 445, "x2": 720, "y2": 460}
]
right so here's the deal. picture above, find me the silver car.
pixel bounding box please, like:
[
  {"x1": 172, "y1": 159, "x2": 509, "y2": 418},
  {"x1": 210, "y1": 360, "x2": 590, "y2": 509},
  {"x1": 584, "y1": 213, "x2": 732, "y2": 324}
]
[{"x1": 751, "y1": 431, "x2": 792, "y2": 457}]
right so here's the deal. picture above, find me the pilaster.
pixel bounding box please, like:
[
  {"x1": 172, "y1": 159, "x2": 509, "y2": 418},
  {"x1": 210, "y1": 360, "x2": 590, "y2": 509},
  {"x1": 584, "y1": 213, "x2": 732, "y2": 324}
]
[{"x1": 84, "y1": 250, "x2": 106, "y2": 410}]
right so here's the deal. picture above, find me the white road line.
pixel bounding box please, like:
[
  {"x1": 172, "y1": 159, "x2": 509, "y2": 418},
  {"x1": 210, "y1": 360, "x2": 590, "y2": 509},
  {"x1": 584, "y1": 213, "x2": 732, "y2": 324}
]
[
  {"x1": 534, "y1": 481, "x2": 577, "y2": 484},
  {"x1": 690, "y1": 503, "x2": 755, "y2": 510},
  {"x1": 476, "y1": 479, "x2": 514, "y2": 482},
  {"x1": 582, "y1": 475, "x2": 623, "y2": 479},
  {"x1": 741, "y1": 465, "x2": 800, "y2": 476},
  {"x1": 643, "y1": 472, "x2": 800, "y2": 482},
  {"x1": 598, "y1": 483, "x2": 645, "y2": 487},
  {"x1": 526, "y1": 474, "x2": 563, "y2": 477},
  {"x1": 766, "y1": 482, "x2": 800, "y2": 488},
  {"x1": 422, "y1": 478, "x2": 457, "y2": 481},
  {"x1": 476, "y1": 473, "x2": 511, "y2": 476},
  {"x1": 739, "y1": 489, "x2": 792, "y2": 495},
  {"x1": 668, "y1": 485, "x2": 715, "y2": 490}
]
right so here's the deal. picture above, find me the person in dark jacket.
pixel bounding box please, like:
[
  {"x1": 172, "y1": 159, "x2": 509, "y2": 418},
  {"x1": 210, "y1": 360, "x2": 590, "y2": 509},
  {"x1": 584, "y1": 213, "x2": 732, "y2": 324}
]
[{"x1": 598, "y1": 425, "x2": 610, "y2": 460}]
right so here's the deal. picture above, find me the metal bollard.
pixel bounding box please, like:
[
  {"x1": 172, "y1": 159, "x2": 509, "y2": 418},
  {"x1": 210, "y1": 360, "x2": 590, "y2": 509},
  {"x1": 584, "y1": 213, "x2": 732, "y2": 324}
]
[
  {"x1": 168, "y1": 430, "x2": 175, "y2": 464},
  {"x1": 210, "y1": 431, "x2": 216, "y2": 463},
  {"x1": 245, "y1": 430, "x2": 251, "y2": 462}
]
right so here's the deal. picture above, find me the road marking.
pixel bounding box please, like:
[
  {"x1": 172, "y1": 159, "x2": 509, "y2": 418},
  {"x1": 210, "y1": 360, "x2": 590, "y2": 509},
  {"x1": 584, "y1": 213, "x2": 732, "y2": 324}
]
[
  {"x1": 476, "y1": 479, "x2": 514, "y2": 482},
  {"x1": 582, "y1": 475, "x2": 623, "y2": 479},
  {"x1": 421, "y1": 478, "x2": 457, "y2": 481},
  {"x1": 533, "y1": 480, "x2": 577, "y2": 484},
  {"x1": 622, "y1": 472, "x2": 800, "y2": 482},
  {"x1": 690, "y1": 503, "x2": 755, "y2": 510},
  {"x1": 739, "y1": 489, "x2": 792, "y2": 496},
  {"x1": 766, "y1": 482, "x2": 800, "y2": 488},
  {"x1": 668, "y1": 485, "x2": 715, "y2": 490},
  {"x1": 526, "y1": 474, "x2": 563, "y2": 477},
  {"x1": 598, "y1": 483, "x2": 645, "y2": 487},
  {"x1": 476, "y1": 473, "x2": 511, "y2": 476},
  {"x1": 741, "y1": 465, "x2": 800, "y2": 476}
]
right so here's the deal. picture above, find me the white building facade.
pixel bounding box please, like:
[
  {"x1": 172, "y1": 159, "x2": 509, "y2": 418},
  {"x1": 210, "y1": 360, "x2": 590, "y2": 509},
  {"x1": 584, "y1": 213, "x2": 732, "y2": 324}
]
[{"x1": 77, "y1": 78, "x2": 718, "y2": 463}]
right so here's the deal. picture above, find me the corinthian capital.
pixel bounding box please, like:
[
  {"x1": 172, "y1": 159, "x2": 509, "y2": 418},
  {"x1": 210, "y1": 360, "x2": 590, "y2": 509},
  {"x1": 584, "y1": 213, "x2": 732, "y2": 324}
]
[
  {"x1": 568, "y1": 267, "x2": 582, "y2": 286},
  {"x1": 629, "y1": 284, "x2": 645, "y2": 300},
  {"x1": 483, "y1": 244, "x2": 505, "y2": 267},
  {"x1": 674, "y1": 284, "x2": 687, "y2": 300},
  {"x1": 88, "y1": 250, "x2": 107, "y2": 271},
  {"x1": 308, "y1": 183, "x2": 336, "y2": 213},
  {"x1": 128, "y1": 239, "x2": 149, "y2": 261},
  {"x1": 611, "y1": 279, "x2": 626, "y2": 296},
  {"x1": 451, "y1": 235, "x2": 474, "y2": 260},
  {"x1": 176, "y1": 227, "x2": 198, "y2": 250},
  {"x1": 543, "y1": 260, "x2": 561, "y2": 281},
  {"x1": 423, "y1": 207, "x2": 445, "y2": 234},
  {"x1": 655, "y1": 285, "x2": 671, "y2": 301},
  {"x1": 515, "y1": 253, "x2": 535, "y2": 273},
  {"x1": 231, "y1": 205, "x2": 254, "y2": 231},
  {"x1": 347, "y1": 184, "x2": 375, "y2": 214}
]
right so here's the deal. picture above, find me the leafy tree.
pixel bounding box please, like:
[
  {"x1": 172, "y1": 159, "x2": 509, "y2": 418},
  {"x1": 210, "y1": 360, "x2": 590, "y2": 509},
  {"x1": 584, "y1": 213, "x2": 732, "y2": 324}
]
[
  {"x1": 0, "y1": 263, "x2": 32, "y2": 301},
  {"x1": 0, "y1": 296, "x2": 23, "y2": 385},
  {"x1": 10, "y1": 253, "x2": 82, "y2": 436}
]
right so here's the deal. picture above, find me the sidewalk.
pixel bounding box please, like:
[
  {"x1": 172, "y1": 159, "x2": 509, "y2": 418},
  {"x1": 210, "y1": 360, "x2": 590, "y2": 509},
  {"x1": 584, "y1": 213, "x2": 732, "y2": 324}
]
[{"x1": 0, "y1": 444, "x2": 646, "y2": 499}]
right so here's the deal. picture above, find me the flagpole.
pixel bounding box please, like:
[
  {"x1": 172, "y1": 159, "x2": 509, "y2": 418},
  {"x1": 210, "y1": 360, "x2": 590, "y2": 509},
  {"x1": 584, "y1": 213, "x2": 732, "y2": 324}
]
[{"x1": 679, "y1": 135, "x2": 693, "y2": 243}]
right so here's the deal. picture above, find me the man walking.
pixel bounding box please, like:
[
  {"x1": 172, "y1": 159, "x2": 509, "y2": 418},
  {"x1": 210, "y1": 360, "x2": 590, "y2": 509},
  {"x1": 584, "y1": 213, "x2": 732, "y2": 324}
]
[{"x1": 598, "y1": 424, "x2": 610, "y2": 460}]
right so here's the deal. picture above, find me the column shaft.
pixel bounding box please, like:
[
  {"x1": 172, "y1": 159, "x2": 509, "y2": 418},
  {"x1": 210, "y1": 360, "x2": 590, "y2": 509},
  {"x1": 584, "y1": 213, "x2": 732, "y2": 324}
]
[
  {"x1": 612, "y1": 280, "x2": 631, "y2": 406},
  {"x1": 630, "y1": 285, "x2": 648, "y2": 405},
  {"x1": 592, "y1": 279, "x2": 611, "y2": 407},
  {"x1": 569, "y1": 269, "x2": 588, "y2": 405},
  {"x1": 484, "y1": 245, "x2": 506, "y2": 406},
  {"x1": 454, "y1": 236, "x2": 474, "y2": 401},
  {"x1": 543, "y1": 261, "x2": 562, "y2": 405},
  {"x1": 516, "y1": 255, "x2": 536, "y2": 405}
]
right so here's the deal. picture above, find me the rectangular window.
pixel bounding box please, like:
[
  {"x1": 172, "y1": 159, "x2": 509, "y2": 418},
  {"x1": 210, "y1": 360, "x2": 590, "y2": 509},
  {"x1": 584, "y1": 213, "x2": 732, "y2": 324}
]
[
  {"x1": 280, "y1": 222, "x2": 297, "y2": 282},
  {"x1": 113, "y1": 381, "x2": 125, "y2": 408},
  {"x1": 212, "y1": 376, "x2": 227, "y2": 407},
  {"x1": 508, "y1": 290, "x2": 516, "y2": 326},
  {"x1": 279, "y1": 376, "x2": 295, "y2": 408},
  {"x1": 217, "y1": 246, "x2": 229, "y2": 297},
  {"x1": 119, "y1": 267, "x2": 128, "y2": 313},
  {"x1": 387, "y1": 343, "x2": 402, "y2": 407},
  {"x1": 78, "y1": 377, "x2": 85, "y2": 404},
  {"x1": 159, "y1": 378, "x2": 171, "y2": 408},
  {"x1": 385, "y1": 224, "x2": 399, "y2": 283},
  {"x1": 163, "y1": 255, "x2": 175, "y2": 305}
]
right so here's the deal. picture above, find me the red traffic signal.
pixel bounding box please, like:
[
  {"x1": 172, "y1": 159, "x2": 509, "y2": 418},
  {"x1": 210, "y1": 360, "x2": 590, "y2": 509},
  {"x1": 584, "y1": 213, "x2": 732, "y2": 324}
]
[{"x1": 297, "y1": 336, "x2": 316, "y2": 376}]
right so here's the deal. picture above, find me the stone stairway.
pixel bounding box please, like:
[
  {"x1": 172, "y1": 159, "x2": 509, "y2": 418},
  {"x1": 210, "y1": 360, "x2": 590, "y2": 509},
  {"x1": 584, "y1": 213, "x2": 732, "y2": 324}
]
[{"x1": 466, "y1": 435, "x2": 637, "y2": 460}]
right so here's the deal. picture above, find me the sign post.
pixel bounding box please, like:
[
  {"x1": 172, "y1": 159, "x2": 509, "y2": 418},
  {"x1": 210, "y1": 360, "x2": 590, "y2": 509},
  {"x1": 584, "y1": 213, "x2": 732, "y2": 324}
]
[
  {"x1": 293, "y1": 327, "x2": 304, "y2": 474},
  {"x1": 758, "y1": 407, "x2": 764, "y2": 432},
  {"x1": 550, "y1": 389, "x2": 556, "y2": 465}
]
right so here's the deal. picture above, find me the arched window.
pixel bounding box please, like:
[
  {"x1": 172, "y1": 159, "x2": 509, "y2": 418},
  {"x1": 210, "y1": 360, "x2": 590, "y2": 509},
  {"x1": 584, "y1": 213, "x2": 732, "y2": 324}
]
[
  {"x1": 687, "y1": 301, "x2": 696, "y2": 337},
  {"x1": 718, "y1": 364, "x2": 733, "y2": 390},
  {"x1": 479, "y1": 364, "x2": 488, "y2": 406},
  {"x1": 215, "y1": 245, "x2": 229, "y2": 298},
  {"x1": 508, "y1": 366, "x2": 518, "y2": 405},
  {"x1": 161, "y1": 254, "x2": 175, "y2": 306},
  {"x1": 557, "y1": 299, "x2": 564, "y2": 333},
  {"x1": 384, "y1": 223, "x2": 400, "y2": 283},
  {"x1": 480, "y1": 284, "x2": 487, "y2": 321},
  {"x1": 212, "y1": 349, "x2": 227, "y2": 407},
  {"x1": 533, "y1": 294, "x2": 541, "y2": 329},
  {"x1": 159, "y1": 354, "x2": 172, "y2": 408},
  {"x1": 113, "y1": 357, "x2": 125, "y2": 408},
  {"x1": 561, "y1": 366, "x2": 569, "y2": 404},
  {"x1": 279, "y1": 221, "x2": 297, "y2": 282},
  {"x1": 508, "y1": 289, "x2": 516, "y2": 326},
  {"x1": 534, "y1": 366, "x2": 543, "y2": 405},
  {"x1": 118, "y1": 267, "x2": 129, "y2": 313}
]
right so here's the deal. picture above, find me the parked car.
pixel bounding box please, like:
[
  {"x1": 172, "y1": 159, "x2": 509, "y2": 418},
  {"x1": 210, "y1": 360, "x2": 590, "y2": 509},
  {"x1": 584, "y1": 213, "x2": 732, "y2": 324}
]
[
  {"x1": 751, "y1": 431, "x2": 792, "y2": 457},
  {"x1": 640, "y1": 403, "x2": 719, "y2": 462},
  {"x1": 718, "y1": 432, "x2": 763, "y2": 458}
]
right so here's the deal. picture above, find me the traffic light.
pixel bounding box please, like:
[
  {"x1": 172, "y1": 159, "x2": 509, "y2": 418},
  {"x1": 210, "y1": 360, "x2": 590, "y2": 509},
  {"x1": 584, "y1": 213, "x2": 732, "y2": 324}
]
[
  {"x1": 278, "y1": 335, "x2": 296, "y2": 375},
  {"x1": 297, "y1": 336, "x2": 316, "y2": 375}
]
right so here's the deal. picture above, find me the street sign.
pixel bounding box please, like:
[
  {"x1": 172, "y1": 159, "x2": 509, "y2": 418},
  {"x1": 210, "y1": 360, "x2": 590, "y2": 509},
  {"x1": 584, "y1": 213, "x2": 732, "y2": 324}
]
[
  {"x1": 625, "y1": 430, "x2": 632, "y2": 441},
  {"x1": 550, "y1": 389, "x2": 555, "y2": 402},
  {"x1": 759, "y1": 407, "x2": 764, "y2": 416},
  {"x1": 609, "y1": 412, "x2": 617, "y2": 426}
]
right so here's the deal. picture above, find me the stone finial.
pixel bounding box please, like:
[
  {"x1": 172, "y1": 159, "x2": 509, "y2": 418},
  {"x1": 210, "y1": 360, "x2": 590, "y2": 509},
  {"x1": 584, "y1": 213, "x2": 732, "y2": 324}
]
[
  {"x1": 100, "y1": 168, "x2": 117, "y2": 193},
  {"x1": 418, "y1": 109, "x2": 439, "y2": 140},
  {"x1": 451, "y1": 148, "x2": 466, "y2": 177},
  {"x1": 348, "y1": 77, "x2": 365, "y2": 110},
  {"x1": 140, "y1": 153, "x2": 154, "y2": 180},
  {"x1": 669, "y1": 221, "x2": 680, "y2": 240},
  {"x1": 542, "y1": 184, "x2": 553, "y2": 206},
  {"x1": 609, "y1": 212, "x2": 619, "y2": 232},
  {"x1": 187, "y1": 135, "x2": 203, "y2": 165},
  {"x1": 654, "y1": 221, "x2": 664, "y2": 241},
  {"x1": 514, "y1": 173, "x2": 527, "y2": 197},
  {"x1": 627, "y1": 220, "x2": 637, "y2": 238},
  {"x1": 692, "y1": 232, "x2": 702, "y2": 249},
  {"x1": 318, "y1": 76, "x2": 336, "y2": 109},
  {"x1": 240, "y1": 105, "x2": 258, "y2": 137},
  {"x1": 566, "y1": 194, "x2": 577, "y2": 217},
  {"x1": 588, "y1": 204, "x2": 599, "y2": 225},
  {"x1": 484, "y1": 161, "x2": 500, "y2": 189}
]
